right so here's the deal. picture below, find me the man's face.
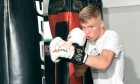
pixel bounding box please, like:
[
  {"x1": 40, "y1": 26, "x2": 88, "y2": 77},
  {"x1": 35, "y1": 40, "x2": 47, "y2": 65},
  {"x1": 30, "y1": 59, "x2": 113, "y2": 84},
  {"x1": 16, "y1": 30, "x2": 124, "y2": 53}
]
[{"x1": 80, "y1": 17, "x2": 104, "y2": 42}]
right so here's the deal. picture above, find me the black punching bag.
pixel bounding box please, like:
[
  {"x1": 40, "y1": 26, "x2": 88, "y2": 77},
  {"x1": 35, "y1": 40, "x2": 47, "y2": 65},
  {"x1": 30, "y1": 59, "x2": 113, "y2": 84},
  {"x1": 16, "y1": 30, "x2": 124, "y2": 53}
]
[
  {"x1": 0, "y1": 0, "x2": 45, "y2": 84},
  {"x1": 0, "y1": 0, "x2": 9, "y2": 84}
]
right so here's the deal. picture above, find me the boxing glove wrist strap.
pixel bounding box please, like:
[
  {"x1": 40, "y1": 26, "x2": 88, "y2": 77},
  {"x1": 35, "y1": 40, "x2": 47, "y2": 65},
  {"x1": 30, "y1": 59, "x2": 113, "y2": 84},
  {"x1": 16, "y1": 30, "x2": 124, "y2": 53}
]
[{"x1": 70, "y1": 43, "x2": 88, "y2": 65}]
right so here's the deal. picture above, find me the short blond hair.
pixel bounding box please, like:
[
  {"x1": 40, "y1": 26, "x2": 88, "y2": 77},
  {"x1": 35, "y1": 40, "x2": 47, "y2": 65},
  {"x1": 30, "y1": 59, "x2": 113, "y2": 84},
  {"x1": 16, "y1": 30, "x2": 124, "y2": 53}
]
[{"x1": 79, "y1": 5, "x2": 102, "y2": 23}]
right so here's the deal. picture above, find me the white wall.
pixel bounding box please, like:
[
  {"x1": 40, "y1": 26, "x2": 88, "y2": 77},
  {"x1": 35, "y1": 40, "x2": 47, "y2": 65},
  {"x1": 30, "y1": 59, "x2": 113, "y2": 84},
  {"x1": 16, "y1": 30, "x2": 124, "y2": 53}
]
[
  {"x1": 103, "y1": 0, "x2": 140, "y2": 8},
  {"x1": 103, "y1": 5, "x2": 140, "y2": 84}
]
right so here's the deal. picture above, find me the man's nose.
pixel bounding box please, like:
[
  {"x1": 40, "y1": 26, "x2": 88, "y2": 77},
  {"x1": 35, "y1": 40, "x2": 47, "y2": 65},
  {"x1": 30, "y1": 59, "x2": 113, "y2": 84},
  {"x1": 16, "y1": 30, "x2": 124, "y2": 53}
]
[{"x1": 84, "y1": 29, "x2": 90, "y2": 35}]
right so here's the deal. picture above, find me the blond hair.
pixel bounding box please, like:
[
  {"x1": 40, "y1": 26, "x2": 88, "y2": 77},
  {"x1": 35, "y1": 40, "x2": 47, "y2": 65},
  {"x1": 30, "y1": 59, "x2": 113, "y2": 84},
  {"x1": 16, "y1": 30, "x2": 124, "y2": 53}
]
[{"x1": 79, "y1": 5, "x2": 102, "y2": 23}]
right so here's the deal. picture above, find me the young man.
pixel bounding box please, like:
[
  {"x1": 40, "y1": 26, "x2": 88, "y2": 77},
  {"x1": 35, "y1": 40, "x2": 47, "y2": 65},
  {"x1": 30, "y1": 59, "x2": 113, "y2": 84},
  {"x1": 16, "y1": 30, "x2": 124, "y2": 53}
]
[
  {"x1": 73, "y1": 5, "x2": 124, "y2": 84},
  {"x1": 49, "y1": 5, "x2": 124, "y2": 84}
]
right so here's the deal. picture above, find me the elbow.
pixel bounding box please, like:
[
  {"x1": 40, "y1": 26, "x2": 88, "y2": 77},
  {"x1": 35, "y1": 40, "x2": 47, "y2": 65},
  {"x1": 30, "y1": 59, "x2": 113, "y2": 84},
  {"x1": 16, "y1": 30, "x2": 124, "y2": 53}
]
[
  {"x1": 99, "y1": 64, "x2": 109, "y2": 72},
  {"x1": 98, "y1": 59, "x2": 112, "y2": 72},
  {"x1": 100, "y1": 67, "x2": 108, "y2": 72}
]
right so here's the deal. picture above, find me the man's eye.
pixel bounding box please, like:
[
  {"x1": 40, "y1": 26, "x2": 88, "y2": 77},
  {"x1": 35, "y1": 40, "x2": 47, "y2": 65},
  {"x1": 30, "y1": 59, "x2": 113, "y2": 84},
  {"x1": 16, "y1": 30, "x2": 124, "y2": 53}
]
[
  {"x1": 89, "y1": 26, "x2": 95, "y2": 28},
  {"x1": 81, "y1": 27, "x2": 85, "y2": 30}
]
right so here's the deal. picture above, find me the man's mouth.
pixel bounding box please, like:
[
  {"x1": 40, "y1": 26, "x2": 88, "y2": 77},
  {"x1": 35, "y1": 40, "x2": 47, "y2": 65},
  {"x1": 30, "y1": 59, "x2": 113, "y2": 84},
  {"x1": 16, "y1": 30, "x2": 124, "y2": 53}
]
[{"x1": 86, "y1": 36, "x2": 90, "y2": 40}]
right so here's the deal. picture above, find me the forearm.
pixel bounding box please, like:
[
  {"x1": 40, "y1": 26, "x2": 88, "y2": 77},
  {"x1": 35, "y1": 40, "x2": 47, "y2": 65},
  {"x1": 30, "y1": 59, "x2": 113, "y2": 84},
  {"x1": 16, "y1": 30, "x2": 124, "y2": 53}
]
[
  {"x1": 85, "y1": 50, "x2": 115, "y2": 71},
  {"x1": 74, "y1": 64, "x2": 88, "y2": 77},
  {"x1": 85, "y1": 55, "x2": 108, "y2": 71}
]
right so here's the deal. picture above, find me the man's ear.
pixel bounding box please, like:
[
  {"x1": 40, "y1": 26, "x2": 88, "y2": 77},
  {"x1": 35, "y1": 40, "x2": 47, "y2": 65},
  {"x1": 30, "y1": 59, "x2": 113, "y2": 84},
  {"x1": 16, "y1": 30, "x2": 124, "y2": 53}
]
[{"x1": 100, "y1": 21, "x2": 104, "y2": 28}]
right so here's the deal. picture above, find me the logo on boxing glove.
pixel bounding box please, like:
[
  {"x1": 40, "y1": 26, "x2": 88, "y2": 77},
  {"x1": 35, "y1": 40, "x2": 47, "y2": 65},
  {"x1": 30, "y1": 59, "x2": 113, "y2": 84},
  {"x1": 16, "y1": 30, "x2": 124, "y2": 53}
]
[
  {"x1": 74, "y1": 49, "x2": 84, "y2": 62},
  {"x1": 71, "y1": 43, "x2": 87, "y2": 65},
  {"x1": 52, "y1": 40, "x2": 74, "y2": 53}
]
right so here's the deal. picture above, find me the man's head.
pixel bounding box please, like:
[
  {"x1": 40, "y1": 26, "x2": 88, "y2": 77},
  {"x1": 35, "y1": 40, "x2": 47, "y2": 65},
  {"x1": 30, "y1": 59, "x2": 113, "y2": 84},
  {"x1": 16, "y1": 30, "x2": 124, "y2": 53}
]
[
  {"x1": 79, "y1": 5, "x2": 102, "y2": 23},
  {"x1": 79, "y1": 5, "x2": 105, "y2": 42}
]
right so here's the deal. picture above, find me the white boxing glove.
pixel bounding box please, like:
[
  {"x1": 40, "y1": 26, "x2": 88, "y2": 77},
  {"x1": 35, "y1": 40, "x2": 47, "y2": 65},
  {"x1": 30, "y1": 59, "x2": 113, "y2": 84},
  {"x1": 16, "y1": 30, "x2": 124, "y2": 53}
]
[
  {"x1": 67, "y1": 28, "x2": 86, "y2": 46},
  {"x1": 49, "y1": 37, "x2": 75, "y2": 62},
  {"x1": 50, "y1": 28, "x2": 88, "y2": 65},
  {"x1": 66, "y1": 28, "x2": 88, "y2": 64}
]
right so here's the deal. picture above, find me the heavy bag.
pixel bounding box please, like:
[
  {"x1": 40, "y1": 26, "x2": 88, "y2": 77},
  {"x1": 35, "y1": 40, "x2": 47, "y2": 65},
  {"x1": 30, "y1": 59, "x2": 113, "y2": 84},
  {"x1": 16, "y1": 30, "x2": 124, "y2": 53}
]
[
  {"x1": 0, "y1": 0, "x2": 9, "y2": 84},
  {"x1": 0, "y1": 0, "x2": 45, "y2": 84},
  {"x1": 48, "y1": 0, "x2": 87, "y2": 84}
]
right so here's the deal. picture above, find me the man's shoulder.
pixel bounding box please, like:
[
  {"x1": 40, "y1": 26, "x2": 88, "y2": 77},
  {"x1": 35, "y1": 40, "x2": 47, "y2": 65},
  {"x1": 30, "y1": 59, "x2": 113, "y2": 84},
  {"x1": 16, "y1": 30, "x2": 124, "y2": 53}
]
[
  {"x1": 106, "y1": 30, "x2": 118, "y2": 34},
  {"x1": 106, "y1": 30, "x2": 120, "y2": 38}
]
